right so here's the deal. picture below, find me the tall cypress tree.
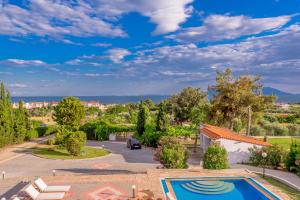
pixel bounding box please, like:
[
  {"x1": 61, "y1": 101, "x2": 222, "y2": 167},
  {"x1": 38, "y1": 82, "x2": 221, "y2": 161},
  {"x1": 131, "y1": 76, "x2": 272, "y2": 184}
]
[
  {"x1": 13, "y1": 101, "x2": 27, "y2": 143},
  {"x1": 5, "y1": 91, "x2": 14, "y2": 143},
  {"x1": 0, "y1": 82, "x2": 5, "y2": 147},
  {"x1": 0, "y1": 82, "x2": 14, "y2": 146},
  {"x1": 156, "y1": 103, "x2": 168, "y2": 132},
  {"x1": 136, "y1": 102, "x2": 147, "y2": 136}
]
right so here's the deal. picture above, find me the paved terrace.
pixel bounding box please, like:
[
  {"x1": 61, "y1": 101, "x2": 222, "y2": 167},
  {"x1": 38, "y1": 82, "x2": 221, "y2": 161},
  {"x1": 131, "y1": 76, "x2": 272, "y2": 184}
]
[
  {"x1": 0, "y1": 139, "x2": 296, "y2": 199},
  {"x1": 1, "y1": 169, "x2": 292, "y2": 200}
]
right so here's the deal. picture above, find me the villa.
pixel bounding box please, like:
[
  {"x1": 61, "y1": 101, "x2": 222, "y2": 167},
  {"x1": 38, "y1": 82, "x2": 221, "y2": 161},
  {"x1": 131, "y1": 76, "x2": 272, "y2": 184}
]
[{"x1": 200, "y1": 124, "x2": 271, "y2": 164}]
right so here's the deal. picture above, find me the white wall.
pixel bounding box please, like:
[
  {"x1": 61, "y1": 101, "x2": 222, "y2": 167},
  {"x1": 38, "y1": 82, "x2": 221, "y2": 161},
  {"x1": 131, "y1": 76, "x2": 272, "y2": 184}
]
[
  {"x1": 200, "y1": 133, "x2": 211, "y2": 152},
  {"x1": 218, "y1": 138, "x2": 263, "y2": 164}
]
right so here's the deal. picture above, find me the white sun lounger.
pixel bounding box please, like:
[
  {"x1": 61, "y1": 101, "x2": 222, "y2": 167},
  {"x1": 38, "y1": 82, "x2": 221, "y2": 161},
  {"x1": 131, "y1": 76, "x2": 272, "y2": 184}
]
[
  {"x1": 25, "y1": 185, "x2": 65, "y2": 200},
  {"x1": 34, "y1": 178, "x2": 71, "y2": 192}
]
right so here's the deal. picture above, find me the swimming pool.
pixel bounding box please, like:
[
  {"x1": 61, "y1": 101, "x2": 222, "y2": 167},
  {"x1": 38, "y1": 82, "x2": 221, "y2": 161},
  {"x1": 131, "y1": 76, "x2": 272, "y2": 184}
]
[{"x1": 161, "y1": 177, "x2": 280, "y2": 200}]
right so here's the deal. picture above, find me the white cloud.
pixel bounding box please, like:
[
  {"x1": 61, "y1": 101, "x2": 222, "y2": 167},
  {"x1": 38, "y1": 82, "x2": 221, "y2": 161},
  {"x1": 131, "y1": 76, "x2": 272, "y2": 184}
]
[
  {"x1": 168, "y1": 14, "x2": 293, "y2": 42},
  {"x1": 107, "y1": 48, "x2": 131, "y2": 63},
  {"x1": 84, "y1": 73, "x2": 115, "y2": 77},
  {"x1": 91, "y1": 43, "x2": 112, "y2": 47},
  {"x1": 160, "y1": 71, "x2": 208, "y2": 77},
  {"x1": 0, "y1": 1, "x2": 125, "y2": 39},
  {"x1": 0, "y1": 0, "x2": 193, "y2": 41},
  {"x1": 118, "y1": 23, "x2": 300, "y2": 88},
  {"x1": 0, "y1": 71, "x2": 13, "y2": 75},
  {"x1": 0, "y1": 59, "x2": 47, "y2": 67},
  {"x1": 91, "y1": 0, "x2": 194, "y2": 34},
  {"x1": 8, "y1": 83, "x2": 28, "y2": 88}
]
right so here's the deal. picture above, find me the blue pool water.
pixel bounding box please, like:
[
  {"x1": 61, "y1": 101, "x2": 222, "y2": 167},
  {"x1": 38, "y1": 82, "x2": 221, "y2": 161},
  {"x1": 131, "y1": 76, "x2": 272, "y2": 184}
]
[{"x1": 161, "y1": 177, "x2": 280, "y2": 200}]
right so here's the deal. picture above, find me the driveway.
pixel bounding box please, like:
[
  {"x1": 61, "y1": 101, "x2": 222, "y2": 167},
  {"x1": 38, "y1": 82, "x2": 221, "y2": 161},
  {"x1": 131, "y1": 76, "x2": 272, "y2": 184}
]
[
  {"x1": 0, "y1": 141, "x2": 159, "y2": 196},
  {"x1": 87, "y1": 140, "x2": 157, "y2": 164},
  {"x1": 0, "y1": 141, "x2": 158, "y2": 178}
]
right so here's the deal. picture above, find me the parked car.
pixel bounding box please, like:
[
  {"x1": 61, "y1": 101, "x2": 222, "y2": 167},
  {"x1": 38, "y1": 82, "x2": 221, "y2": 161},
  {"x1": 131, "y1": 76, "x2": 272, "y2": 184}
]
[{"x1": 126, "y1": 137, "x2": 142, "y2": 150}]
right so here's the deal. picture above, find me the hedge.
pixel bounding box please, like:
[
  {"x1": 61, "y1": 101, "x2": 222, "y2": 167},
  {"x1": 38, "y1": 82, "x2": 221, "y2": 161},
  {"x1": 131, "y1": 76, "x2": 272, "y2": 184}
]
[{"x1": 80, "y1": 120, "x2": 135, "y2": 141}]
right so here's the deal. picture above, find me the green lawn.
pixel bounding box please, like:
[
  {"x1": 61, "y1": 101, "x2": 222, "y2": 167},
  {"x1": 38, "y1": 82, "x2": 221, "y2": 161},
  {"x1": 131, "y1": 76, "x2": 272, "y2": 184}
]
[
  {"x1": 259, "y1": 175, "x2": 300, "y2": 200},
  {"x1": 32, "y1": 146, "x2": 109, "y2": 159},
  {"x1": 268, "y1": 137, "x2": 300, "y2": 151}
]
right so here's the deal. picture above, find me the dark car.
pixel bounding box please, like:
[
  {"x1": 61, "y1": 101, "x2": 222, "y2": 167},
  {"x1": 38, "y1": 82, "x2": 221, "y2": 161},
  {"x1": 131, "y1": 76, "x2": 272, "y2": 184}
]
[{"x1": 126, "y1": 137, "x2": 142, "y2": 150}]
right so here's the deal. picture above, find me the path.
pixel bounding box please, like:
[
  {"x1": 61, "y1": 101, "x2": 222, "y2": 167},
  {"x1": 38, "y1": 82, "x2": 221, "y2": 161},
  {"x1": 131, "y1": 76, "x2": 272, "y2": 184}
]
[
  {"x1": 231, "y1": 164, "x2": 300, "y2": 191},
  {"x1": 0, "y1": 136, "x2": 50, "y2": 164}
]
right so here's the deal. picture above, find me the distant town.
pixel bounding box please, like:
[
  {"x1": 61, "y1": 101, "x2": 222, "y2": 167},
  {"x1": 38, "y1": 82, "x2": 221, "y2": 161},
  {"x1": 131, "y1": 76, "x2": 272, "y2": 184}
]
[{"x1": 12, "y1": 101, "x2": 105, "y2": 110}]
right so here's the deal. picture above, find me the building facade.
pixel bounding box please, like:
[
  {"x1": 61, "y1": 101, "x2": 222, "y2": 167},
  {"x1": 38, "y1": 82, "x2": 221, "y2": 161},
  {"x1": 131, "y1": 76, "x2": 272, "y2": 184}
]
[{"x1": 200, "y1": 124, "x2": 271, "y2": 164}]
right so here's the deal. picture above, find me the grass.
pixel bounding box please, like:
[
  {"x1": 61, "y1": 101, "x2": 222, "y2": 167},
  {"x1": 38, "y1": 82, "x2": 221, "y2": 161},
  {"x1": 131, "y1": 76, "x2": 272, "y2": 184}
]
[
  {"x1": 32, "y1": 145, "x2": 109, "y2": 160},
  {"x1": 268, "y1": 137, "x2": 300, "y2": 151},
  {"x1": 259, "y1": 175, "x2": 300, "y2": 200}
]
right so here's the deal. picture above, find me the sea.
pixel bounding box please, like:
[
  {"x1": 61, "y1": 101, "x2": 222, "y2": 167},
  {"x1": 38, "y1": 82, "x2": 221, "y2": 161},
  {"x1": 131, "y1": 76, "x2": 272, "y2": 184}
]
[{"x1": 11, "y1": 95, "x2": 170, "y2": 104}]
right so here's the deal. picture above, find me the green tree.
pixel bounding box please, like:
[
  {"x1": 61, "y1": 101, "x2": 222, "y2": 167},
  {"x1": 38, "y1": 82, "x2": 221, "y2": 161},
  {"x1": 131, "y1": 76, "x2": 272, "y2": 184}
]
[
  {"x1": 144, "y1": 99, "x2": 156, "y2": 110},
  {"x1": 13, "y1": 101, "x2": 29, "y2": 143},
  {"x1": 156, "y1": 103, "x2": 168, "y2": 132},
  {"x1": 209, "y1": 68, "x2": 275, "y2": 129},
  {"x1": 232, "y1": 118, "x2": 243, "y2": 133},
  {"x1": 136, "y1": 102, "x2": 147, "y2": 136},
  {"x1": 170, "y1": 87, "x2": 208, "y2": 124},
  {"x1": 53, "y1": 97, "x2": 85, "y2": 129},
  {"x1": 0, "y1": 82, "x2": 14, "y2": 147},
  {"x1": 65, "y1": 131, "x2": 87, "y2": 156}
]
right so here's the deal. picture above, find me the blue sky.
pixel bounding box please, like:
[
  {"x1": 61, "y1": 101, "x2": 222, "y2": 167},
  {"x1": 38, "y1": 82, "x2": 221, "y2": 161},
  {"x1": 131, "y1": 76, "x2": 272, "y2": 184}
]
[{"x1": 0, "y1": 0, "x2": 300, "y2": 96}]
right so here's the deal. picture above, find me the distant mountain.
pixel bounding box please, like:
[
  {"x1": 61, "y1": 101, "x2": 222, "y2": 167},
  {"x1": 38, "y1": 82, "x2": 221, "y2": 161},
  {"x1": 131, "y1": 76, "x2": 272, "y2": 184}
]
[
  {"x1": 262, "y1": 87, "x2": 291, "y2": 96},
  {"x1": 262, "y1": 87, "x2": 300, "y2": 103},
  {"x1": 208, "y1": 87, "x2": 300, "y2": 103}
]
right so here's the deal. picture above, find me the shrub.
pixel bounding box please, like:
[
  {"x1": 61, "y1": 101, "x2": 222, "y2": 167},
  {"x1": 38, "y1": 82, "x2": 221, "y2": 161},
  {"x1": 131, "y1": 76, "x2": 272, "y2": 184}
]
[
  {"x1": 285, "y1": 141, "x2": 300, "y2": 174},
  {"x1": 249, "y1": 145, "x2": 285, "y2": 168},
  {"x1": 167, "y1": 126, "x2": 195, "y2": 137},
  {"x1": 262, "y1": 123, "x2": 275, "y2": 136},
  {"x1": 140, "y1": 131, "x2": 163, "y2": 147},
  {"x1": 287, "y1": 125, "x2": 300, "y2": 136},
  {"x1": 267, "y1": 145, "x2": 285, "y2": 167},
  {"x1": 277, "y1": 114, "x2": 297, "y2": 123},
  {"x1": 156, "y1": 136, "x2": 188, "y2": 169},
  {"x1": 65, "y1": 131, "x2": 86, "y2": 156},
  {"x1": 139, "y1": 125, "x2": 196, "y2": 148},
  {"x1": 25, "y1": 130, "x2": 39, "y2": 140},
  {"x1": 35, "y1": 125, "x2": 57, "y2": 137},
  {"x1": 46, "y1": 137, "x2": 56, "y2": 145},
  {"x1": 54, "y1": 126, "x2": 71, "y2": 146},
  {"x1": 159, "y1": 144, "x2": 188, "y2": 169},
  {"x1": 264, "y1": 114, "x2": 277, "y2": 123},
  {"x1": 203, "y1": 144, "x2": 228, "y2": 169},
  {"x1": 272, "y1": 123, "x2": 289, "y2": 136},
  {"x1": 250, "y1": 125, "x2": 266, "y2": 136},
  {"x1": 32, "y1": 120, "x2": 43, "y2": 128},
  {"x1": 36, "y1": 126, "x2": 48, "y2": 136},
  {"x1": 248, "y1": 146, "x2": 264, "y2": 166}
]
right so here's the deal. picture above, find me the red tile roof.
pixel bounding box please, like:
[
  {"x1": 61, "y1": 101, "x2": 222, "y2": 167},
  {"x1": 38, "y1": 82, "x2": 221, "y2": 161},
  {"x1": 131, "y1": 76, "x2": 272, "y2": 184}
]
[{"x1": 201, "y1": 124, "x2": 271, "y2": 146}]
